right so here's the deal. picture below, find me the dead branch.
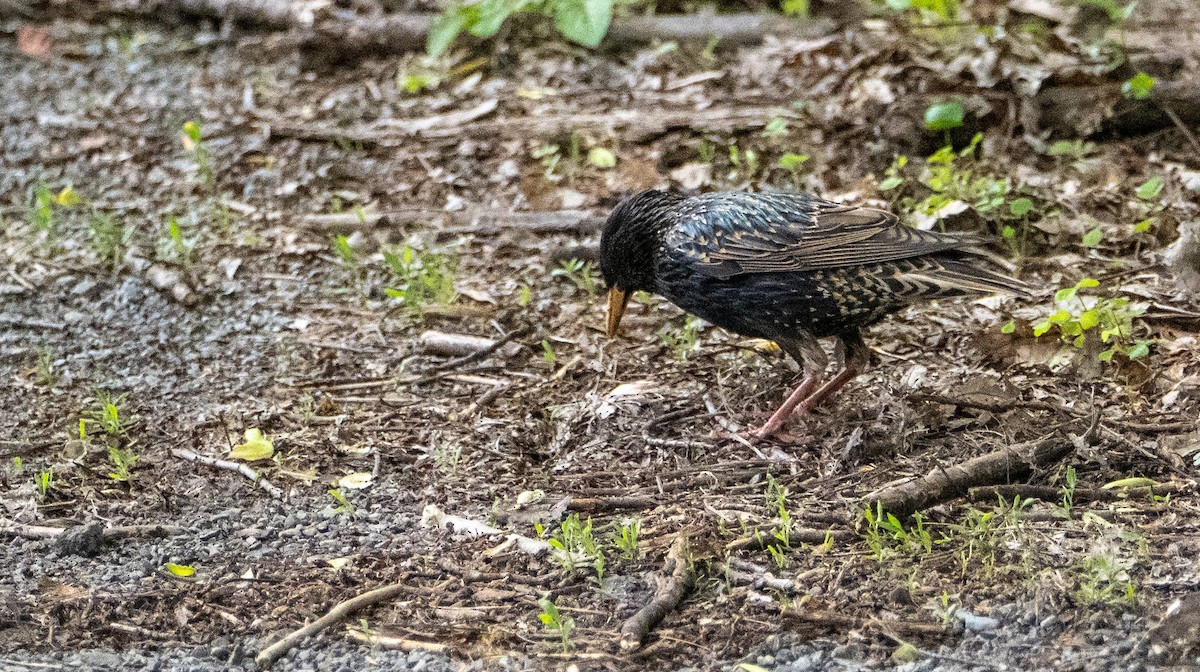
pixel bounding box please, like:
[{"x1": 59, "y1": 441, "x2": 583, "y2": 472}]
[
  {"x1": 109, "y1": 0, "x2": 298, "y2": 26},
  {"x1": 566, "y1": 496, "x2": 659, "y2": 513},
  {"x1": 255, "y1": 581, "x2": 428, "y2": 668},
  {"x1": 426, "y1": 326, "x2": 532, "y2": 373},
  {"x1": 344, "y1": 629, "x2": 450, "y2": 653},
  {"x1": 300, "y1": 208, "x2": 605, "y2": 236},
  {"x1": 272, "y1": 106, "x2": 791, "y2": 146},
  {"x1": 0, "y1": 520, "x2": 183, "y2": 540},
  {"x1": 419, "y1": 330, "x2": 525, "y2": 361},
  {"x1": 1035, "y1": 79, "x2": 1200, "y2": 139},
  {"x1": 865, "y1": 429, "x2": 1091, "y2": 518},
  {"x1": 911, "y1": 392, "x2": 1082, "y2": 416},
  {"x1": 0, "y1": 315, "x2": 66, "y2": 330},
  {"x1": 619, "y1": 536, "x2": 694, "y2": 652},
  {"x1": 299, "y1": 12, "x2": 813, "y2": 62},
  {"x1": 172, "y1": 447, "x2": 282, "y2": 499}
]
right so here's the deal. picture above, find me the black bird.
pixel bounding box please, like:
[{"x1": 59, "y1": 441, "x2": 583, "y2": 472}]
[{"x1": 599, "y1": 189, "x2": 1030, "y2": 439}]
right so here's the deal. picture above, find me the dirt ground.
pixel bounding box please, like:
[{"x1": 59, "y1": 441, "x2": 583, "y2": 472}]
[{"x1": 2, "y1": 2, "x2": 1200, "y2": 671}]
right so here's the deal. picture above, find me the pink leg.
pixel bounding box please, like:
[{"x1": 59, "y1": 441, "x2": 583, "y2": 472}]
[
  {"x1": 749, "y1": 331, "x2": 870, "y2": 440},
  {"x1": 749, "y1": 374, "x2": 818, "y2": 439}
]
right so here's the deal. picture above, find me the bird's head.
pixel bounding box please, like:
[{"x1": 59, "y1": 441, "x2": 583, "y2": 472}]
[{"x1": 599, "y1": 189, "x2": 683, "y2": 337}]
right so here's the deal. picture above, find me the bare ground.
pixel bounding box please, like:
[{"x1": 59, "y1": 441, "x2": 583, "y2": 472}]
[{"x1": 2, "y1": 4, "x2": 1200, "y2": 671}]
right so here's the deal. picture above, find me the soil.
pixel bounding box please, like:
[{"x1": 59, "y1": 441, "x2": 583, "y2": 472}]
[{"x1": 2, "y1": 3, "x2": 1199, "y2": 671}]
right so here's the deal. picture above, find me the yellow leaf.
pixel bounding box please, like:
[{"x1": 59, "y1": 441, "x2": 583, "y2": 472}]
[
  {"x1": 54, "y1": 187, "x2": 80, "y2": 207},
  {"x1": 229, "y1": 428, "x2": 274, "y2": 461},
  {"x1": 164, "y1": 562, "x2": 195, "y2": 577},
  {"x1": 1102, "y1": 477, "x2": 1160, "y2": 490},
  {"x1": 338, "y1": 472, "x2": 374, "y2": 490}
]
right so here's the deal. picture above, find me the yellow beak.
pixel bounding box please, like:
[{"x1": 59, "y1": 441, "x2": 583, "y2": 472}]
[{"x1": 606, "y1": 287, "x2": 630, "y2": 338}]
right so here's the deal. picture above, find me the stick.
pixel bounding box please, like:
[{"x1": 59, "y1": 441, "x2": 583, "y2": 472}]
[
  {"x1": 619, "y1": 536, "x2": 694, "y2": 651},
  {"x1": 301, "y1": 208, "x2": 605, "y2": 235},
  {"x1": 866, "y1": 426, "x2": 1095, "y2": 518},
  {"x1": 172, "y1": 448, "x2": 282, "y2": 499},
  {"x1": 344, "y1": 629, "x2": 450, "y2": 653},
  {"x1": 255, "y1": 583, "x2": 419, "y2": 668},
  {"x1": 426, "y1": 326, "x2": 532, "y2": 373},
  {"x1": 272, "y1": 106, "x2": 791, "y2": 146},
  {"x1": 0, "y1": 520, "x2": 183, "y2": 540},
  {"x1": 566, "y1": 496, "x2": 658, "y2": 513}
]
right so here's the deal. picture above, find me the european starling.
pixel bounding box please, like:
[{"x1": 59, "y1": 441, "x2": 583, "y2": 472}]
[{"x1": 599, "y1": 189, "x2": 1030, "y2": 438}]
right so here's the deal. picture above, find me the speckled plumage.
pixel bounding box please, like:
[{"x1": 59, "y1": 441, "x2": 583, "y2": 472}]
[{"x1": 600, "y1": 189, "x2": 1030, "y2": 437}]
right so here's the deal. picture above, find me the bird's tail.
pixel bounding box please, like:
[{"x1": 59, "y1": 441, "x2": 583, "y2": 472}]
[{"x1": 896, "y1": 255, "x2": 1033, "y2": 299}]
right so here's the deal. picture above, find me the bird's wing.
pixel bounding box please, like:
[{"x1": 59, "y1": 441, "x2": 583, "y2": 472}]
[{"x1": 671, "y1": 195, "x2": 975, "y2": 278}]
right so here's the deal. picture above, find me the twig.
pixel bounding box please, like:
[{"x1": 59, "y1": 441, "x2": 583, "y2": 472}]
[
  {"x1": 619, "y1": 536, "x2": 694, "y2": 651},
  {"x1": 566, "y1": 496, "x2": 659, "y2": 513},
  {"x1": 427, "y1": 326, "x2": 532, "y2": 372},
  {"x1": 449, "y1": 384, "x2": 509, "y2": 420},
  {"x1": 0, "y1": 519, "x2": 183, "y2": 540},
  {"x1": 109, "y1": 621, "x2": 168, "y2": 639},
  {"x1": 273, "y1": 106, "x2": 795, "y2": 146},
  {"x1": 0, "y1": 315, "x2": 66, "y2": 330},
  {"x1": 1160, "y1": 103, "x2": 1200, "y2": 155},
  {"x1": 910, "y1": 392, "x2": 1081, "y2": 416},
  {"x1": 256, "y1": 582, "x2": 427, "y2": 668},
  {"x1": 420, "y1": 330, "x2": 525, "y2": 360},
  {"x1": 172, "y1": 448, "x2": 282, "y2": 499},
  {"x1": 344, "y1": 629, "x2": 450, "y2": 653},
  {"x1": 301, "y1": 208, "x2": 605, "y2": 235}
]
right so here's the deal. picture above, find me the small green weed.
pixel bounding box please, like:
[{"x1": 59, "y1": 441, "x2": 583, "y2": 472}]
[
  {"x1": 383, "y1": 244, "x2": 457, "y2": 316},
  {"x1": 181, "y1": 121, "x2": 214, "y2": 191},
  {"x1": 36, "y1": 469, "x2": 54, "y2": 501},
  {"x1": 612, "y1": 518, "x2": 641, "y2": 561},
  {"x1": 862, "y1": 502, "x2": 933, "y2": 562},
  {"x1": 537, "y1": 596, "x2": 575, "y2": 652},
  {"x1": 34, "y1": 347, "x2": 56, "y2": 388},
  {"x1": 28, "y1": 184, "x2": 79, "y2": 235},
  {"x1": 158, "y1": 215, "x2": 196, "y2": 266},
  {"x1": 1130, "y1": 175, "x2": 1164, "y2": 237},
  {"x1": 1074, "y1": 550, "x2": 1137, "y2": 606},
  {"x1": 89, "y1": 211, "x2": 132, "y2": 269},
  {"x1": 548, "y1": 513, "x2": 605, "y2": 581},
  {"x1": 550, "y1": 258, "x2": 598, "y2": 296},
  {"x1": 541, "y1": 339, "x2": 557, "y2": 364},
  {"x1": 83, "y1": 391, "x2": 134, "y2": 438},
  {"x1": 1054, "y1": 465, "x2": 1078, "y2": 520},
  {"x1": 1031, "y1": 278, "x2": 1150, "y2": 362},
  {"x1": 107, "y1": 444, "x2": 139, "y2": 482},
  {"x1": 428, "y1": 0, "x2": 612, "y2": 57},
  {"x1": 1046, "y1": 139, "x2": 1097, "y2": 163},
  {"x1": 659, "y1": 317, "x2": 703, "y2": 361},
  {"x1": 329, "y1": 488, "x2": 356, "y2": 516}
]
